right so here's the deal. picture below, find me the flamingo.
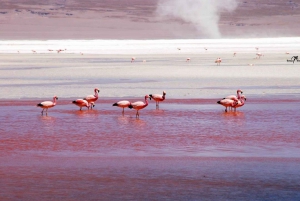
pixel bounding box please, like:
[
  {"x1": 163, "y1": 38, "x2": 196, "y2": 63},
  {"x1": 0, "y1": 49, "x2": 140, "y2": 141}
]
[
  {"x1": 215, "y1": 58, "x2": 221, "y2": 66},
  {"x1": 131, "y1": 57, "x2": 135, "y2": 63},
  {"x1": 217, "y1": 98, "x2": 238, "y2": 112},
  {"x1": 113, "y1": 100, "x2": 131, "y2": 114},
  {"x1": 128, "y1": 95, "x2": 149, "y2": 118},
  {"x1": 232, "y1": 95, "x2": 247, "y2": 111},
  {"x1": 37, "y1": 96, "x2": 58, "y2": 115},
  {"x1": 256, "y1": 53, "x2": 264, "y2": 59},
  {"x1": 285, "y1": 52, "x2": 290, "y2": 54},
  {"x1": 225, "y1": 89, "x2": 243, "y2": 101},
  {"x1": 233, "y1": 52, "x2": 236, "y2": 57},
  {"x1": 149, "y1": 91, "x2": 166, "y2": 109},
  {"x1": 32, "y1": 50, "x2": 36, "y2": 53},
  {"x1": 255, "y1": 47, "x2": 259, "y2": 51},
  {"x1": 186, "y1": 58, "x2": 190, "y2": 62},
  {"x1": 204, "y1": 47, "x2": 208, "y2": 51},
  {"x1": 72, "y1": 99, "x2": 94, "y2": 110},
  {"x1": 83, "y1": 88, "x2": 100, "y2": 106},
  {"x1": 177, "y1": 48, "x2": 181, "y2": 50}
]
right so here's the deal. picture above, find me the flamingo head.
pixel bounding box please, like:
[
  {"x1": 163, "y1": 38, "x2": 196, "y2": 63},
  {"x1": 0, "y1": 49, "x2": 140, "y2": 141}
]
[
  {"x1": 145, "y1": 95, "x2": 150, "y2": 99},
  {"x1": 163, "y1": 91, "x2": 166, "y2": 95},
  {"x1": 94, "y1": 88, "x2": 100, "y2": 93},
  {"x1": 90, "y1": 102, "x2": 96, "y2": 107},
  {"x1": 241, "y1": 95, "x2": 247, "y2": 101},
  {"x1": 237, "y1": 89, "x2": 243, "y2": 94},
  {"x1": 53, "y1": 96, "x2": 58, "y2": 100}
]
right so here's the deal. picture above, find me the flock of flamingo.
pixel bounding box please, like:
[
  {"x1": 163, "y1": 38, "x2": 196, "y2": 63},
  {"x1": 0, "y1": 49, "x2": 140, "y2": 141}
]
[{"x1": 37, "y1": 88, "x2": 245, "y2": 118}]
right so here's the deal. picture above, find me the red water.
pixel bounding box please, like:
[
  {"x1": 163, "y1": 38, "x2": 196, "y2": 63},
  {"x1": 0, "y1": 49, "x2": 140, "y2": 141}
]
[{"x1": 1, "y1": 97, "x2": 300, "y2": 200}]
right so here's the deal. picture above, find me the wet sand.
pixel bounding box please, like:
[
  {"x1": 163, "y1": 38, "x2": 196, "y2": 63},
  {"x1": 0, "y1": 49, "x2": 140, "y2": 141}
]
[{"x1": 1, "y1": 49, "x2": 300, "y2": 200}]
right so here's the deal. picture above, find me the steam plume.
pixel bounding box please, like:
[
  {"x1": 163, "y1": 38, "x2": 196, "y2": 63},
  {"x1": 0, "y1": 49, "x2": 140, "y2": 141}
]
[{"x1": 157, "y1": 0, "x2": 238, "y2": 38}]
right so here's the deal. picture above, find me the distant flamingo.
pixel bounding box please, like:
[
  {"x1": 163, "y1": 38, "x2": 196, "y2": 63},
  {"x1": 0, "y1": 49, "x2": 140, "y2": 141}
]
[
  {"x1": 204, "y1": 47, "x2": 208, "y2": 51},
  {"x1": 232, "y1": 95, "x2": 247, "y2": 111},
  {"x1": 256, "y1": 53, "x2": 264, "y2": 59},
  {"x1": 149, "y1": 91, "x2": 166, "y2": 109},
  {"x1": 37, "y1": 96, "x2": 58, "y2": 115},
  {"x1": 177, "y1": 48, "x2": 181, "y2": 50},
  {"x1": 186, "y1": 58, "x2": 190, "y2": 62},
  {"x1": 113, "y1": 100, "x2": 131, "y2": 114},
  {"x1": 285, "y1": 52, "x2": 290, "y2": 54},
  {"x1": 215, "y1": 58, "x2": 221, "y2": 66},
  {"x1": 32, "y1": 50, "x2": 36, "y2": 53},
  {"x1": 84, "y1": 88, "x2": 100, "y2": 106},
  {"x1": 233, "y1": 52, "x2": 236, "y2": 57},
  {"x1": 143, "y1": 60, "x2": 147, "y2": 63},
  {"x1": 128, "y1": 95, "x2": 149, "y2": 118},
  {"x1": 255, "y1": 47, "x2": 259, "y2": 51},
  {"x1": 72, "y1": 99, "x2": 94, "y2": 110},
  {"x1": 217, "y1": 98, "x2": 238, "y2": 112},
  {"x1": 225, "y1": 89, "x2": 243, "y2": 101},
  {"x1": 131, "y1": 57, "x2": 135, "y2": 63}
]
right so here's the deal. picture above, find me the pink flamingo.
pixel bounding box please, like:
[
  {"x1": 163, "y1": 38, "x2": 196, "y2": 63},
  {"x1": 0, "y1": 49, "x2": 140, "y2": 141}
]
[
  {"x1": 83, "y1": 88, "x2": 100, "y2": 106},
  {"x1": 256, "y1": 53, "x2": 264, "y2": 59},
  {"x1": 37, "y1": 96, "x2": 58, "y2": 115},
  {"x1": 131, "y1": 57, "x2": 135, "y2": 63},
  {"x1": 215, "y1": 58, "x2": 221, "y2": 66},
  {"x1": 186, "y1": 58, "x2": 190, "y2": 62},
  {"x1": 217, "y1": 98, "x2": 238, "y2": 112},
  {"x1": 149, "y1": 91, "x2": 166, "y2": 109},
  {"x1": 225, "y1": 89, "x2": 243, "y2": 101},
  {"x1": 233, "y1": 52, "x2": 236, "y2": 57},
  {"x1": 232, "y1": 95, "x2": 247, "y2": 111},
  {"x1": 128, "y1": 95, "x2": 149, "y2": 118},
  {"x1": 72, "y1": 99, "x2": 94, "y2": 110},
  {"x1": 32, "y1": 50, "x2": 36, "y2": 53},
  {"x1": 113, "y1": 100, "x2": 131, "y2": 114}
]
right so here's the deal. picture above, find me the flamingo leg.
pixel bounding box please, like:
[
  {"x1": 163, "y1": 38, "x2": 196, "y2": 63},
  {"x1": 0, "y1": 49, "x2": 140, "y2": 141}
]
[
  {"x1": 225, "y1": 107, "x2": 227, "y2": 112},
  {"x1": 122, "y1": 108, "x2": 125, "y2": 115}
]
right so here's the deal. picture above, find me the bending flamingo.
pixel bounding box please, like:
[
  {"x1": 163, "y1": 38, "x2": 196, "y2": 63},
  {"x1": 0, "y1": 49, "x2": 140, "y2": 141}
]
[
  {"x1": 113, "y1": 100, "x2": 131, "y2": 115},
  {"x1": 83, "y1": 88, "x2": 100, "y2": 106},
  {"x1": 128, "y1": 95, "x2": 149, "y2": 118},
  {"x1": 72, "y1": 99, "x2": 94, "y2": 110},
  {"x1": 217, "y1": 98, "x2": 238, "y2": 112},
  {"x1": 37, "y1": 96, "x2": 58, "y2": 115},
  {"x1": 232, "y1": 95, "x2": 247, "y2": 111},
  {"x1": 149, "y1": 91, "x2": 166, "y2": 109}
]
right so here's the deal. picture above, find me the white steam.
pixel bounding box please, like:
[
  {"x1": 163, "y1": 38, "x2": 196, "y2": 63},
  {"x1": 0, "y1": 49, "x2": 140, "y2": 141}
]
[{"x1": 157, "y1": 0, "x2": 238, "y2": 38}]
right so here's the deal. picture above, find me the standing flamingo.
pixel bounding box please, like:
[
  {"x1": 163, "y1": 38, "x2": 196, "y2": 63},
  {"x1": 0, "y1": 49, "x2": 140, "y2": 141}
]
[
  {"x1": 113, "y1": 100, "x2": 131, "y2": 115},
  {"x1": 217, "y1": 98, "x2": 238, "y2": 112},
  {"x1": 131, "y1": 57, "x2": 136, "y2": 63},
  {"x1": 186, "y1": 58, "x2": 190, "y2": 62},
  {"x1": 128, "y1": 95, "x2": 149, "y2": 118},
  {"x1": 72, "y1": 99, "x2": 94, "y2": 110},
  {"x1": 233, "y1": 52, "x2": 236, "y2": 57},
  {"x1": 37, "y1": 96, "x2": 58, "y2": 115},
  {"x1": 149, "y1": 91, "x2": 166, "y2": 109},
  {"x1": 215, "y1": 58, "x2": 222, "y2": 66},
  {"x1": 256, "y1": 53, "x2": 264, "y2": 59},
  {"x1": 232, "y1": 95, "x2": 247, "y2": 111},
  {"x1": 83, "y1": 88, "x2": 100, "y2": 106}
]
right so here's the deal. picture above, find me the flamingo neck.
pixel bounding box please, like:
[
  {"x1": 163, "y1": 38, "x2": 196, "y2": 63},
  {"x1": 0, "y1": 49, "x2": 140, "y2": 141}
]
[
  {"x1": 162, "y1": 94, "x2": 166, "y2": 100},
  {"x1": 237, "y1": 91, "x2": 242, "y2": 99},
  {"x1": 53, "y1": 97, "x2": 57, "y2": 105},
  {"x1": 144, "y1": 97, "x2": 148, "y2": 106},
  {"x1": 94, "y1": 90, "x2": 99, "y2": 98}
]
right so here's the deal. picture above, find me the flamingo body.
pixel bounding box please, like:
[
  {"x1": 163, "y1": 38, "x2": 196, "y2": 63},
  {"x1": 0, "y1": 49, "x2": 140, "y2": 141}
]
[
  {"x1": 72, "y1": 99, "x2": 93, "y2": 110},
  {"x1": 128, "y1": 95, "x2": 149, "y2": 118},
  {"x1": 217, "y1": 98, "x2": 237, "y2": 112},
  {"x1": 37, "y1": 96, "x2": 58, "y2": 115},
  {"x1": 113, "y1": 100, "x2": 131, "y2": 114},
  {"x1": 225, "y1": 89, "x2": 243, "y2": 101}
]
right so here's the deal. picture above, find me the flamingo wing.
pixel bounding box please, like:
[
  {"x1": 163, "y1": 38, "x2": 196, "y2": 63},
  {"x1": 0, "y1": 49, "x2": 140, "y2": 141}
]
[
  {"x1": 131, "y1": 101, "x2": 145, "y2": 109},
  {"x1": 39, "y1": 101, "x2": 54, "y2": 107},
  {"x1": 84, "y1": 95, "x2": 96, "y2": 101},
  {"x1": 225, "y1": 95, "x2": 238, "y2": 101},
  {"x1": 115, "y1": 100, "x2": 131, "y2": 107}
]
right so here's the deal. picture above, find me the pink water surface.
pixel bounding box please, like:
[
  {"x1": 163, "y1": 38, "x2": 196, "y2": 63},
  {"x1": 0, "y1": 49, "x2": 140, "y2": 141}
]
[{"x1": 0, "y1": 97, "x2": 300, "y2": 200}]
